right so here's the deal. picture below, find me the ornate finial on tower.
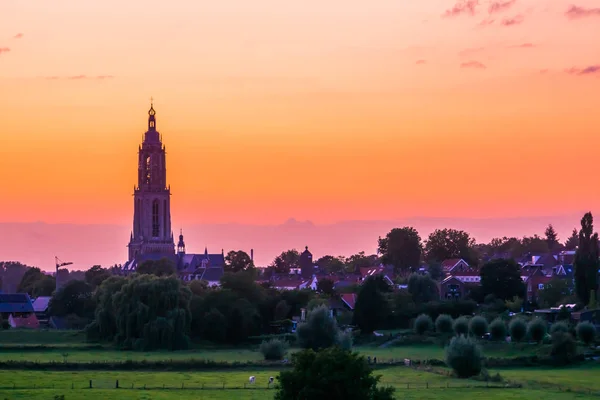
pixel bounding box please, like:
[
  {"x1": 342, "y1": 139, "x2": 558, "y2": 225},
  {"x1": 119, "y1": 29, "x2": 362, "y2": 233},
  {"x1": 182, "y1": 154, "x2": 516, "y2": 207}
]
[
  {"x1": 148, "y1": 98, "x2": 156, "y2": 130},
  {"x1": 177, "y1": 228, "x2": 186, "y2": 255}
]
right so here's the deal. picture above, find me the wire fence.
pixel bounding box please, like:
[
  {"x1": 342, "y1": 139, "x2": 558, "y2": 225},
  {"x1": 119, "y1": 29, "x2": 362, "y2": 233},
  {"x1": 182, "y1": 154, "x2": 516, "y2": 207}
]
[{"x1": 0, "y1": 380, "x2": 512, "y2": 391}]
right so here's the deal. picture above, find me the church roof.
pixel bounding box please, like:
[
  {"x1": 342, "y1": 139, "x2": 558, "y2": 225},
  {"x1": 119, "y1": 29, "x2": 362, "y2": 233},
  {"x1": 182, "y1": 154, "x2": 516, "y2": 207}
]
[
  {"x1": 0, "y1": 293, "x2": 34, "y2": 313},
  {"x1": 190, "y1": 267, "x2": 224, "y2": 282}
]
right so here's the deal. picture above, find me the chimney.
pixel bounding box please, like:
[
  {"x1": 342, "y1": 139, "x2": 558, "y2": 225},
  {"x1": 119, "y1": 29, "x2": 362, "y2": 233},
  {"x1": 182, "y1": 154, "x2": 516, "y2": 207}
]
[{"x1": 250, "y1": 249, "x2": 254, "y2": 261}]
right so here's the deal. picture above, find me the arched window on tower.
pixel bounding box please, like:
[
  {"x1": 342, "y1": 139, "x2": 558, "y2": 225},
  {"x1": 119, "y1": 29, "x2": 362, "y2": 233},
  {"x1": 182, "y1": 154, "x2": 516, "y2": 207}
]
[
  {"x1": 145, "y1": 156, "x2": 151, "y2": 184},
  {"x1": 152, "y1": 199, "x2": 160, "y2": 237}
]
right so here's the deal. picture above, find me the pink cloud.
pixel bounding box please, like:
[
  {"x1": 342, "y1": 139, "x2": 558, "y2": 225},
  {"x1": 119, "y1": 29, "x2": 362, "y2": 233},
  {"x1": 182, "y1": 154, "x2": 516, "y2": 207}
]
[
  {"x1": 443, "y1": 0, "x2": 479, "y2": 17},
  {"x1": 13, "y1": 33, "x2": 24, "y2": 39},
  {"x1": 461, "y1": 61, "x2": 487, "y2": 69},
  {"x1": 68, "y1": 75, "x2": 87, "y2": 80},
  {"x1": 565, "y1": 65, "x2": 600, "y2": 75},
  {"x1": 565, "y1": 5, "x2": 600, "y2": 19},
  {"x1": 477, "y1": 18, "x2": 495, "y2": 26},
  {"x1": 0, "y1": 47, "x2": 10, "y2": 55},
  {"x1": 489, "y1": 0, "x2": 517, "y2": 14},
  {"x1": 415, "y1": 59, "x2": 427, "y2": 65},
  {"x1": 96, "y1": 75, "x2": 114, "y2": 80},
  {"x1": 501, "y1": 15, "x2": 524, "y2": 25}
]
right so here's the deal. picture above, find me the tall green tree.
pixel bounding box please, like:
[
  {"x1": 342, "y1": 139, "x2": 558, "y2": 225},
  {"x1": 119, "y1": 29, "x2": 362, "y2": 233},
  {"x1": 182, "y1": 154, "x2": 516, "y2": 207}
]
[
  {"x1": 425, "y1": 228, "x2": 476, "y2": 264},
  {"x1": 407, "y1": 273, "x2": 438, "y2": 303},
  {"x1": 316, "y1": 255, "x2": 346, "y2": 274},
  {"x1": 545, "y1": 224, "x2": 560, "y2": 252},
  {"x1": 538, "y1": 278, "x2": 571, "y2": 308},
  {"x1": 352, "y1": 275, "x2": 391, "y2": 334},
  {"x1": 136, "y1": 258, "x2": 177, "y2": 276},
  {"x1": 480, "y1": 258, "x2": 525, "y2": 301},
  {"x1": 224, "y1": 250, "x2": 254, "y2": 273},
  {"x1": 345, "y1": 252, "x2": 379, "y2": 273},
  {"x1": 17, "y1": 267, "x2": 55, "y2": 297},
  {"x1": 574, "y1": 212, "x2": 600, "y2": 305},
  {"x1": 48, "y1": 280, "x2": 94, "y2": 318},
  {"x1": 271, "y1": 250, "x2": 301, "y2": 273},
  {"x1": 564, "y1": 228, "x2": 579, "y2": 251},
  {"x1": 85, "y1": 265, "x2": 111, "y2": 289},
  {"x1": 378, "y1": 227, "x2": 422, "y2": 274},
  {"x1": 275, "y1": 348, "x2": 395, "y2": 400},
  {"x1": 296, "y1": 305, "x2": 341, "y2": 351}
]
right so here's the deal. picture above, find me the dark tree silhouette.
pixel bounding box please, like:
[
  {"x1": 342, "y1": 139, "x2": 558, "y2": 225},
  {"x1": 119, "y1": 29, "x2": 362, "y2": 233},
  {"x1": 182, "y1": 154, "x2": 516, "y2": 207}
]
[
  {"x1": 378, "y1": 227, "x2": 422, "y2": 274},
  {"x1": 224, "y1": 250, "x2": 254, "y2": 273},
  {"x1": 574, "y1": 212, "x2": 599, "y2": 305},
  {"x1": 480, "y1": 258, "x2": 525, "y2": 301}
]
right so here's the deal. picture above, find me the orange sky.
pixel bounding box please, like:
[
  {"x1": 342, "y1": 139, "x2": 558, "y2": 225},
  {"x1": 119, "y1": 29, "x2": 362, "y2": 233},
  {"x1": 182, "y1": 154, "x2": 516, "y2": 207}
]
[{"x1": 1, "y1": 0, "x2": 600, "y2": 227}]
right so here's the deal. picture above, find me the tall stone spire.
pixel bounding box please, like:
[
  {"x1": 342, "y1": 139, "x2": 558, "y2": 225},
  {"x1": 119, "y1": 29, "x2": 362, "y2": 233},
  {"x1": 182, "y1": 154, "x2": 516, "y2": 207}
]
[{"x1": 127, "y1": 101, "x2": 175, "y2": 261}]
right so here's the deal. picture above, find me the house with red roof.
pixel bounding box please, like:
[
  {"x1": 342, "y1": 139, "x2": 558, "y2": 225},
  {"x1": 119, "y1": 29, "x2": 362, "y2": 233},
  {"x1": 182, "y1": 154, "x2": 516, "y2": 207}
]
[{"x1": 441, "y1": 259, "x2": 470, "y2": 274}]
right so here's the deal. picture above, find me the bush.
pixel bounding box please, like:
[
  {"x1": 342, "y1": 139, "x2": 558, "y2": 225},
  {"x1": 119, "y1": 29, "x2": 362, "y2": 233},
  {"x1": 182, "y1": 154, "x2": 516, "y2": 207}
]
[
  {"x1": 550, "y1": 331, "x2": 578, "y2": 366},
  {"x1": 550, "y1": 322, "x2": 569, "y2": 335},
  {"x1": 469, "y1": 316, "x2": 488, "y2": 337},
  {"x1": 509, "y1": 318, "x2": 527, "y2": 342},
  {"x1": 576, "y1": 322, "x2": 596, "y2": 345},
  {"x1": 489, "y1": 318, "x2": 507, "y2": 341},
  {"x1": 435, "y1": 314, "x2": 454, "y2": 334},
  {"x1": 453, "y1": 316, "x2": 469, "y2": 336},
  {"x1": 414, "y1": 314, "x2": 433, "y2": 335},
  {"x1": 259, "y1": 338, "x2": 288, "y2": 361},
  {"x1": 336, "y1": 330, "x2": 353, "y2": 350},
  {"x1": 527, "y1": 318, "x2": 547, "y2": 343},
  {"x1": 296, "y1": 305, "x2": 342, "y2": 351},
  {"x1": 445, "y1": 335, "x2": 482, "y2": 378}
]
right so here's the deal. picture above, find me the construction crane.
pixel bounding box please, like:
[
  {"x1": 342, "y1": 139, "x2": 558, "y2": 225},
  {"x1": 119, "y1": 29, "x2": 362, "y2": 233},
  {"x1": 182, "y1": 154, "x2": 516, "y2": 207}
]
[
  {"x1": 55, "y1": 256, "x2": 73, "y2": 275},
  {"x1": 55, "y1": 256, "x2": 73, "y2": 291}
]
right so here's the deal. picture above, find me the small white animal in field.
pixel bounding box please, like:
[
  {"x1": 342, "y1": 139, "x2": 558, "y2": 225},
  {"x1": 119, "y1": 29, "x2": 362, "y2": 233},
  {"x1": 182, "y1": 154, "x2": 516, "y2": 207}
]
[
  {"x1": 249, "y1": 376, "x2": 256, "y2": 384},
  {"x1": 269, "y1": 377, "x2": 274, "y2": 384}
]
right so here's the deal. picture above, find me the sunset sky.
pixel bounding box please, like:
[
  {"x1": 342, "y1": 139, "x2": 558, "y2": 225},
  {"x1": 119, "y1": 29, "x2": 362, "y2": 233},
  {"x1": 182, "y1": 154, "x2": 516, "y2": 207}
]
[{"x1": 1, "y1": 0, "x2": 600, "y2": 230}]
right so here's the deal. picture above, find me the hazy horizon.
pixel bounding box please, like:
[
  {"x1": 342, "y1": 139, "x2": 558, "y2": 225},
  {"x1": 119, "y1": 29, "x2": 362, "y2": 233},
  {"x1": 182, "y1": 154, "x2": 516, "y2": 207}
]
[{"x1": 1, "y1": 212, "x2": 591, "y2": 272}]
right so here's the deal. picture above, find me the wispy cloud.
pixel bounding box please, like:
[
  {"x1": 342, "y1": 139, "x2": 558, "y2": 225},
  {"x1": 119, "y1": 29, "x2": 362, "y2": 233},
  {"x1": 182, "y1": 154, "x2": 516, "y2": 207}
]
[
  {"x1": 443, "y1": 0, "x2": 479, "y2": 17},
  {"x1": 508, "y1": 43, "x2": 535, "y2": 48},
  {"x1": 13, "y1": 33, "x2": 24, "y2": 39},
  {"x1": 461, "y1": 61, "x2": 487, "y2": 69},
  {"x1": 565, "y1": 5, "x2": 600, "y2": 19},
  {"x1": 0, "y1": 47, "x2": 10, "y2": 55},
  {"x1": 415, "y1": 59, "x2": 427, "y2": 65},
  {"x1": 501, "y1": 15, "x2": 524, "y2": 26},
  {"x1": 477, "y1": 18, "x2": 495, "y2": 26},
  {"x1": 565, "y1": 65, "x2": 600, "y2": 75},
  {"x1": 489, "y1": 0, "x2": 517, "y2": 14}
]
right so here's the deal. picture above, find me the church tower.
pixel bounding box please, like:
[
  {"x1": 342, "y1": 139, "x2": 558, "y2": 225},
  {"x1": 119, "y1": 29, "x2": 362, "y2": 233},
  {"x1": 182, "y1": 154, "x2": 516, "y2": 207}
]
[{"x1": 128, "y1": 101, "x2": 175, "y2": 261}]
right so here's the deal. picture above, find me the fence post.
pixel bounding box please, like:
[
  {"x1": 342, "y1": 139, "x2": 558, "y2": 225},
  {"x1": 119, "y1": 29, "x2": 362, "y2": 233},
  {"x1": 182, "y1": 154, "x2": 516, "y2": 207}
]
[
  {"x1": 71, "y1": 383, "x2": 74, "y2": 389},
  {"x1": 426, "y1": 382, "x2": 428, "y2": 389},
  {"x1": 89, "y1": 380, "x2": 92, "y2": 389},
  {"x1": 116, "y1": 380, "x2": 119, "y2": 389}
]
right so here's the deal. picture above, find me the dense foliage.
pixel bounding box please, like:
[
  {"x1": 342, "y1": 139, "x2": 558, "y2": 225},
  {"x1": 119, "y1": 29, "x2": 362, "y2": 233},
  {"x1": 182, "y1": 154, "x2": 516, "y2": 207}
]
[
  {"x1": 574, "y1": 212, "x2": 600, "y2": 305},
  {"x1": 414, "y1": 314, "x2": 433, "y2": 335},
  {"x1": 453, "y1": 316, "x2": 469, "y2": 336},
  {"x1": 527, "y1": 318, "x2": 547, "y2": 343},
  {"x1": 377, "y1": 227, "x2": 422, "y2": 274},
  {"x1": 275, "y1": 348, "x2": 395, "y2": 400},
  {"x1": 260, "y1": 338, "x2": 288, "y2": 360},
  {"x1": 435, "y1": 314, "x2": 454, "y2": 334},
  {"x1": 509, "y1": 318, "x2": 527, "y2": 342},
  {"x1": 86, "y1": 274, "x2": 191, "y2": 350},
  {"x1": 576, "y1": 322, "x2": 596, "y2": 345},
  {"x1": 445, "y1": 335, "x2": 482, "y2": 378},
  {"x1": 550, "y1": 322, "x2": 569, "y2": 335},
  {"x1": 480, "y1": 259, "x2": 525, "y2": 301},
  {"x1": 352, "y1": 276, "x2": 391, "y2": 334},
  {"x1": 296, "y1": 305, "x2": 343, "y2": 351},
  {"x1": 468, "y1": 316, "x2": 488, "y2": 337},
  {"x1": 550, "y1": 331, "x2": 578, "y2": 366},
  {"x1": 489, "y1": 318, "x2": 506, "y2": 341}
]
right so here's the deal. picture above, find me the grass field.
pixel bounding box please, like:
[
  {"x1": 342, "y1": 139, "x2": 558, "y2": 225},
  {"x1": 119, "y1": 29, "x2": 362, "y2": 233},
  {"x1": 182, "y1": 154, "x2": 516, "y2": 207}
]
[{"x1": 0, "y1": 330, "x2": 597, "y2": 399}]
